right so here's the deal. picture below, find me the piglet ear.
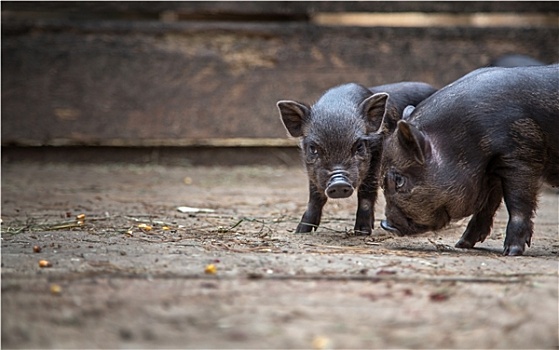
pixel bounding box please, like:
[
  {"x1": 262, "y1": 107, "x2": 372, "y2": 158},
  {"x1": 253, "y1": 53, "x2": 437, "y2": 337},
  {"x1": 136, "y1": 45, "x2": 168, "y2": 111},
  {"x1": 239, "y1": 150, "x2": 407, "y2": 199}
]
[
  {"x1": 276, "y1": 100, "x2": 311, "y2": 137},
  {"x1": 376, "y1": 94, "x2": 404, "y2": 136},
  {"x1": 402, "y1": 105, "x2": 415, "y2": 120},
  {"x1": 360, "y1": 92, "x2": 388, "y2": 133},
  {"x1": 396, "y1": 120, "x2": 429, "y2": 165}
]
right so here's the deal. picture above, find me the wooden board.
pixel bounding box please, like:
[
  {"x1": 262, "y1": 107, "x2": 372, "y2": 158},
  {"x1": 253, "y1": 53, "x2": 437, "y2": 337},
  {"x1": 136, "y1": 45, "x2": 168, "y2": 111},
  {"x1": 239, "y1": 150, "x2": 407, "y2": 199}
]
[
  {"x1": 2, "y1": 1, "x2": 557, "y2": 16},
  {"x1": 2, "y1": 3, "x2": 558, "y2": 147}
]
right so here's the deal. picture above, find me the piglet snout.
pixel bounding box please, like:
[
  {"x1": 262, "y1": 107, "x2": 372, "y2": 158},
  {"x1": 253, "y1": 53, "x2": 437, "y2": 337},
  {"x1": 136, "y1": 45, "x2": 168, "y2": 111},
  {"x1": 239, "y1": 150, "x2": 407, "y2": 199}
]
[
  {"x1": 380, "y1": 220, "x2": 401, "y2": 235},
  {"x1": 326, "y1": 172, "x2": 354, "y2": 198}
]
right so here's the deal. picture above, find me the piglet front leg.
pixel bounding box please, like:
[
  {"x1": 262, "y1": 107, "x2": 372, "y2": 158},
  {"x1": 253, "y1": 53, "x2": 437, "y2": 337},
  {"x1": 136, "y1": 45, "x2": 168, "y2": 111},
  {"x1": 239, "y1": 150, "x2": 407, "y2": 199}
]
[
  {"x1": 456, "y1": 177, "x2": 503, "y2": 249},
  {"x1": 296, "y1": 182, "x2": 327, "y2": 233},
  {"x1": 353, "y1": 186, "x2": 377, "y2": 235}
]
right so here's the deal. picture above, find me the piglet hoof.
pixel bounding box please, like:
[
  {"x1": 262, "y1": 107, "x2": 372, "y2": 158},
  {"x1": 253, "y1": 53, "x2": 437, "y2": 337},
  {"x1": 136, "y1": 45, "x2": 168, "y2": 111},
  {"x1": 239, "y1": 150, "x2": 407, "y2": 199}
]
[
  {"x1": 455, "y1": 239, "x2": 475, "y2": 249},
  {"x1": 503, "y1": 245, "x2": 525, "y2": 256},
  {"x1": 353, "y1": 229, "x2": 372, "y2": 236},
  {"x1": 353, "y1": 224, "x2": 372, "y2": 236},
  {"x1": 295, "y1": 222, "x2": 317, "y2": 233}
]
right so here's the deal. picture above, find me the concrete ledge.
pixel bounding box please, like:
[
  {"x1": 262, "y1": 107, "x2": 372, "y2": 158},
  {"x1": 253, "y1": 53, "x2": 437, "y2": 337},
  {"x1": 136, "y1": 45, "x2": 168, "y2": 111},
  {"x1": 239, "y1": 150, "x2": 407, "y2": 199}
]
[{"x1": 1, "y1": 146, "x2": 303, "y2": 166}]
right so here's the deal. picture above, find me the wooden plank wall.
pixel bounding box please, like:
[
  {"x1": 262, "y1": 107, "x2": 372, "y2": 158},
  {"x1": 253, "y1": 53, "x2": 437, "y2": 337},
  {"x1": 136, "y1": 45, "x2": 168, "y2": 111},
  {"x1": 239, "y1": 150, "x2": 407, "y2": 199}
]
[{"x1": 2, "y1": 1, "x2": 558, "y2": 149}]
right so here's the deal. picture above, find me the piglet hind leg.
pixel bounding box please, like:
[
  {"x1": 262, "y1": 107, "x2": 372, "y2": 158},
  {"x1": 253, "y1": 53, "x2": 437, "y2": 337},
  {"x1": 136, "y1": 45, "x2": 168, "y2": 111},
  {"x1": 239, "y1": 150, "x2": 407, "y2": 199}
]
[
  {"x1": 296, "y1": 183, "x2": 327, "y2": 233},
  {"x1": 499, "y1": 120, "x2": 548, "y2": 256},
  {"x1": 456, "y1": 178, "x2": 503, "y2": 249},
  {"x1": 353, "y1": 187, "x2": 377, "y2": 235},
  {"x1": 501, "y1": 175, "x2": 540, "y2": 256}
]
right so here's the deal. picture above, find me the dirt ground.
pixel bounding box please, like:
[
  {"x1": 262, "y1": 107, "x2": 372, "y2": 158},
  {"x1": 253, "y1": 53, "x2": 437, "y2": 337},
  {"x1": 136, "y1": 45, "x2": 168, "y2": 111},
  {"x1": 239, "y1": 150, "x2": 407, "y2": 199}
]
[{"x1": 1, "y1": 161, "x2": 558, "y2": 349}]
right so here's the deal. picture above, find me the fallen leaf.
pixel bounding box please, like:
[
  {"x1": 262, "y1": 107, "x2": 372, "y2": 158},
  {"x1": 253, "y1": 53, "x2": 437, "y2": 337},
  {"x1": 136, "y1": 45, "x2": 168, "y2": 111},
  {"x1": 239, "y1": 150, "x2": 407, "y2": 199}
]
[
  {"x1": 50, "y1": 284, "x2": 62, "y2": 295},
  {"x1": 204, "y1": 264, "x2": 217, "y2": 275},
  {"x1": 430, "y1": 290, "x2": 451, "y2": 302},
  {"x1": 312, "y1": 335, "x2": 332, "y2": 350},
  {"x1": 177, "y1": 206, "x2": 215, "y2": 214},
  {"x1": 39, "y1": 260, "x2": 52, "y2": 268},
  {"x1": 183, "y1": 177, "x2": 193, "y2": 185}
]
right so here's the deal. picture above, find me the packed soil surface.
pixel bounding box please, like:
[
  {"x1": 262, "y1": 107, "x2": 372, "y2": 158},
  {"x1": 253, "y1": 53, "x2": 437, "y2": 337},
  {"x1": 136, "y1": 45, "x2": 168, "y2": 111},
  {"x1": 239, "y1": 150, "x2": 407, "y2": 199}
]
[{"x1": 2, "y1": 162, "x2": 558, "y2": 349}]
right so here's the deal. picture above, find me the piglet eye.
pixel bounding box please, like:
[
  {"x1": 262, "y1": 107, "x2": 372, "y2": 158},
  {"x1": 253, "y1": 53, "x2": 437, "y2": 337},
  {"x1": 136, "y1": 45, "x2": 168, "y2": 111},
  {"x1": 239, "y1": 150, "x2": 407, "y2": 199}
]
[
  {"x1": 394, "y1": 173, "x2": 406, "y2": 189},
  {"x1": 308, "y1": 143, "x2": 319, "y2": 155},
  {"x1": 386, "y1": 171, "x2": 406, "y2": 192},
  {"x1": 354, "y1": 140, "x2": 367, "y2": 156}
]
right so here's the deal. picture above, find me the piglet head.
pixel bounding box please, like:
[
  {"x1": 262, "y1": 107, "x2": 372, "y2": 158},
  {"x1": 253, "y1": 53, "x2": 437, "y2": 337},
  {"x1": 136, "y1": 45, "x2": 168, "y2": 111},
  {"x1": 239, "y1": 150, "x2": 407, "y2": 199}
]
[
  {"x1": 380, "y1": 118, "x2": 452, "y2": 235},
  {"x1": 277, "y1": 90, "x2": 388, "y2": 198}
]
